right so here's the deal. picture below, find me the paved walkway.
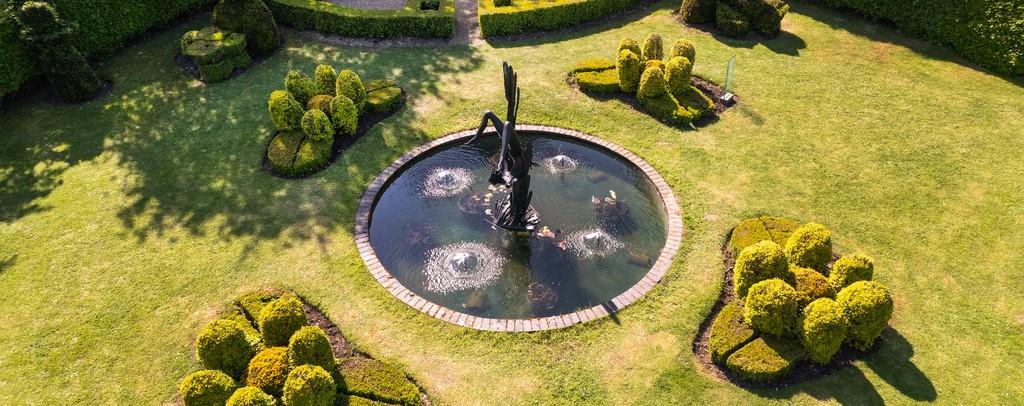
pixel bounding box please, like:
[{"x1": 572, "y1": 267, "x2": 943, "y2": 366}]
[{"x1": 452, "y1": 0, "x2": 482, "y2": 45}]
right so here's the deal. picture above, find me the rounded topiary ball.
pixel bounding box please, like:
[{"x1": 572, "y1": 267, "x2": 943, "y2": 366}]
[
  {"x1": 829, "y1": 253, "x2": 874, "y2": 290},
  {"x1": 196, "y1": 319, "x2": 254, "y2": 378},
  {"x1": 617, "y1": 38, "x2": 641, "y2": 59},
  {"x1": 329, "y1": 95, "x2": 358, "y2": 137},
  {"x1": 313, "y1": 64, "x2": 337, "y2": 96},
  {"x1": 616, "y1": 49, "x2": 641, "y2": 94},
  {"x1": 285, "y1": 70, "x2": 315, "y2": 106},
  {"x1": 784, "y1": 223, "x2": 833, "y2": 271},
  {"x1": 246, "y1": 347, "x2": 292, "y2": 397},
  {"x1": 180, "y1": 369, "x2": 238, "y2": 406},
  {"x1": 743, "y1": 278, "x2": 799, "y2": 336},
  {"x1": 637, "y1": 66, "x2": 667, "y2": 99},
  {"x1": 836, "y1": 281, "x2": 893, "y2": 350},
  {"x1": 335, "y1": 70, "x2": 366, "y2": 112},
  {"x1": 300, "y1": 109, "x2": 333, "y2": 142},
  {"x1": 226, "y1": 386, "x2": 277, "y2": 406},
  {"x1": 664, "y1": 56, "x2": 693, "y2": 96},
  {"x1": 733, "y1": 240, "x2": 790, "y2": 298},
  {"x1": 799, "y1": 298, "x2": 848, "y2": 364},
  {"x1": 640, "y1": 33, "x2": 663, "y2": 62},
  {"x1": 288, "y1": 326, "x2": 335, "y2": 372},
  {"x1": 258, "y1": 294, "x2": 307, "y2": 346},
  {"x1": 283, "y1": 365, "x2": 336, "y2": 406},
  {"x1": 669, "y1": 39, "x2": 696, "y2": 64},
  {"x1": 268, "y1": 90, "x2": 304, "y2": 132},
  {"x1": 790, "y1": 266, "x2": 835, "y2": 308}
]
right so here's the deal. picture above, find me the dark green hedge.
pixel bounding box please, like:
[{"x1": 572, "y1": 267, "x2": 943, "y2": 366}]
[
  {"x1": 266, "y1": 0, "x2": 454, "y2": 38},
  {"x1": 1, "y1": 0, "x2": 215, "y2": 98},
  {"x1": 809, "y1": 0, "x2": 1022, "y2": 76},
  {"x1": 479, "y1": 0, "x2": 650, "y2": 37}
]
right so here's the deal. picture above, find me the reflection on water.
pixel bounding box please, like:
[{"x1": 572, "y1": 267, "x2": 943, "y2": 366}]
[{"x1": 369, "y1": 133, "x2": 669, "y2": 319}]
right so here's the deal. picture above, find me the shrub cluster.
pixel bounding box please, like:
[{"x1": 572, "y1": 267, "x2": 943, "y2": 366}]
[
  {"x1": 569, "y1": 34, "x2": 715, "y2": 126},
  {"x1": 709, "y1": 217, "x2": 896, "y2": 381},
  {"x1": 283, "y1": 365, "x2": 336, "y2": 406},
  {"x1": 680, "y1": 0, "x2": 789, "y2": 38},
  {"x1": 180, "y1": 370, "x2": 239, "y2": 406},
  {"x1": 479, "y1": 0, "x2": 646, "y2": 37},
  {"x1": 181, "y1": 27, "x2": 252, "y2": 83},
  {"x1": 14, "y1": 2, "x2": 101, "y2": 102}
]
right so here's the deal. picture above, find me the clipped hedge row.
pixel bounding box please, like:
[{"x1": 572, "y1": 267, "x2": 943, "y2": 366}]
[
  {"x1": 0, "y1": 0, "x2": 216, "y2": 98},
  {"x1": 808, "y1": 0, "x2": 1022, "y2": 76},
  {"x1": 478, "y1": 0, "x2": 650, "y2": 37},
  {"x1": 266, "y1": 0, "x2": 454, "y2": 38}
]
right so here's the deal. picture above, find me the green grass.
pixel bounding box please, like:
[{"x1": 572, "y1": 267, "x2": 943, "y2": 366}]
[{"x1": 1, "y1": 2, "x2": 1023, "y2": 404}]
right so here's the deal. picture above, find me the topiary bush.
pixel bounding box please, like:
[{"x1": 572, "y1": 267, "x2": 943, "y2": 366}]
[
  {"x1": 617, "y1": 38, "x2": 642, "y2": 59},
  {"x1": 785, "y1": 223, "x2": 833, "y2": 272},
  {"x1": 246, "y1": 347, "x2": 292, "y2": 397},
  {"x1": 15, "y1": 1, "x2": 101, "y2": 102},
  {"x1": 329, "y1": 95, "x2": 358, "y2": 137},
  {"x1": 616, "y1": 49, "x2": 641, "y2": 93},
  {"x1": 725, "y1": 336, "x2": 805, "y2": 382},
  {"x1": 836, "y1": 281, "x2": 893, "y2": 350},
  {"x1": 335, "y1": 70, "x2": 367, "y2": 112},
  {"x1": 289, "y1": 326, "x2": 335, "y2": 372},
  {"x1": 733, "y1": 240, "x2": 790, "y2": 298},
  {"x1": 715, "y1": 2, "x2": 750, "y2": 37},
  {"x1": 213, "y1": 0, "x2": 280, "y2": 56},
  {"x1": 339, "y1": 358, "x2": 422, "y2": 405},
  {"x1": 790, "y1": 266, "x2": 835, "y2": 308},
  {"x1": 258, "y1": 293, "x2": 307, "y2": 346},
  {"x1": 269, "y1": 90, "x2": 303, "y2": 131},
  {"x1": 181, "y1": 27, "x2": 251, "y2": 83},
  {"x1": 744, "y1": 278, "x2": 799, "y2": 336},
  {"x1": 196, "y1": 319, "x2": 255, "y2": 378},
  {"x1": 708, "y1": 302, "x2": 757, "y2": 364},
  {"x1": 227, "y1": 386, "x2": 277, "y2": 406},
  {"x1": 664, "y1": 56, "x2": 693, "y2": 97},
  {"x1": 743, "y1": 0, "x2": 789, "y2": 36},
  {"x1": 669, "y1": 39, "x2": 696, "y2": 64},
  {"x1": 829, "y1": 253, "x2": 874, "y2": 290},
  {"x1": 643, "y1": 59, "x2": 665, "y2": 74},
  {"x1": 574, "y1": 68, "x2": 620, "y2": 94},
  {"x1": 283, "y1": 365, "x2": 336, "y2": 406},
  {"x1": 640, "y1": 33, "x2": 663, "y2": 63},
  {"x1": 365, "y1": 85, "x2": 403, "y2": 115},
  {"x1": 637, "y1": 66, "x2": 667, "y2": 99},
  {"x1": 313, "y1": 64, "x2": 337, "y2": 96},
  {"x1": 301, "y1": 109, "x2": 333, "y2": 142},
  {"x1": 285, "y1": 70, "x2": 315, "y2": 106},
  {"x1": 679, "y1": 0, "x2": 717, "y2": 23},
  {"x1": 799, "y1": 298, "x2": 847, "y2": 364},
  {"x1": 291, "y1": 138, "x2": 332, "y2": 175},
  {"x1": 307, "y1": 95, "x2": 334, "y2": 116},
  {"x1": 180, "y1": 369, "x2": 239, "y2": 406}
]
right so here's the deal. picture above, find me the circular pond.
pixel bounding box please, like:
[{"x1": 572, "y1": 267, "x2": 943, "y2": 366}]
[{"x1": 355, "y1": 126, "x2": 682, "y2": 331}]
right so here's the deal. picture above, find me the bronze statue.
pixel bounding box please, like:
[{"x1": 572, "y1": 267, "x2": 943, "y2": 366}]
[{"x1": 467, "y1": 62, "x2": 539, "y2": 233}]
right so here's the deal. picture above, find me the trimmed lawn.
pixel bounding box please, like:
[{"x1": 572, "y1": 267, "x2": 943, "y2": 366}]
[{"x1": 1, "y1": 1, "x2": 1023, "y2": 404}]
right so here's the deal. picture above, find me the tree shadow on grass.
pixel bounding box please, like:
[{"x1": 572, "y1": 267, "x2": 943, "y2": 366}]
[
  {"x1": 747, "y1": 327, "x2": 936, "y2": 404},
  {"x1": 104, "y1": 40, "x2": 484, "y2": 243},
  {"x1": 698, "y1": 26, "x2": 807, "y2": 56}
]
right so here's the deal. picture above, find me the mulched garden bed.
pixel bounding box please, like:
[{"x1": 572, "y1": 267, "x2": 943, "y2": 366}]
[
  {"x1": 691, "y1": 232, "x2": 879, "y2": 388},
  {"x1": 567, "y1": 74, "x2": 735, "y2": 128}
]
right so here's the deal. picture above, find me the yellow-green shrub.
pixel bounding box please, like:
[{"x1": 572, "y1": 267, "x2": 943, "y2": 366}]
[
  {"x1": 664, "y1": 56, "x2": 693, "y2": 96},
  {"x1": 708, "y1": 302, "x2": 757, "y2": 364},
  {"x1": 616, "y1": 49, "x2": 641, "y2": 93},
  {"x1": 640, "y1": 33, "x2": 663, "y2": 62},
  {"x1": 743, "y1": 278, "x2": 799, "y2": 336},
  {"x1": 570, "y1": 58, "x2": 615, "y2": 74},
  {"x1": 301, "y1": 109, "x2": 333, "y2": 142},
  {"x1": 288, "y1": 326, "x2": 335, "y2": 372},
  {"x1": 313, "y1": 64, "x2": 337, "y2": 96},
  {"x1": 799, "y1": 298, "x2": 847, "y2": 364},
  {"x1": 669, "y1": 39, "x2": 696, "y2": 64},
  {"x1": 335, "y1": 70, "x2": 366, "y2": 112},
  {"x1": 329, "y1": 95, "x2": 358, "y2": 137},
  {"x1": 784, "y1": 222, "x2": 833, "y2": 272},
  {"x1": 790, "y1": 266, "x2": 835, "y2": 308},
  {"x1": 196, "y1": 319, "x2": 254, "y2": 378},
  {"x1": 725, "y1": 336, "x2": 805, "y2": 382},
  {"x1": 285, "y1": 70, "x2": 315, "y2": 106},
  {"x1": 637, "y1": 66, "x2": 667, "y2": 99},
  {"x1": 306, "y1": 95, "x2": 334, "y2": 117},
  {"x1": 226, "y1": 386, "x2": 277, "y2": 406},
  {"x1": 246, "y1": 347, "x2": 292, "y2": 397},
  {"x1": 829, "y1": 253, "x2": 874, "y2": 290},
  {"x1": 617, "y1": 38, "x2": 641, "y2": 58},
  {"x1": 269, "y1": 90, "x2": 304, "y2": 131},
  {"x1": 258, "y1": 294, "x2": 307, "y2": 346},
  {"x1": 180, "y1": 369, "x2": 238, "y2": 406},
  {"x1": 837, "y1": 281, "x2": 893, "y2": 350},
  {"x1": 733, "y1": 240, "x2": 789, "y2": 298},
  {"x1": 283, "y1": 365, "x2": 336, "y2": 406}
]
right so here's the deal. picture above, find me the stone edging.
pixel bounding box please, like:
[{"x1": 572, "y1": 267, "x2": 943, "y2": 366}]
[{"x1": 353, "y1": 125, "x2": 684, "y2": 331}]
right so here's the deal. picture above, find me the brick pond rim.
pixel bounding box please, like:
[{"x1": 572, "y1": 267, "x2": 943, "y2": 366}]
[{"x1": 353, "y1": 125, "x2": 684, "y2": 331}]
